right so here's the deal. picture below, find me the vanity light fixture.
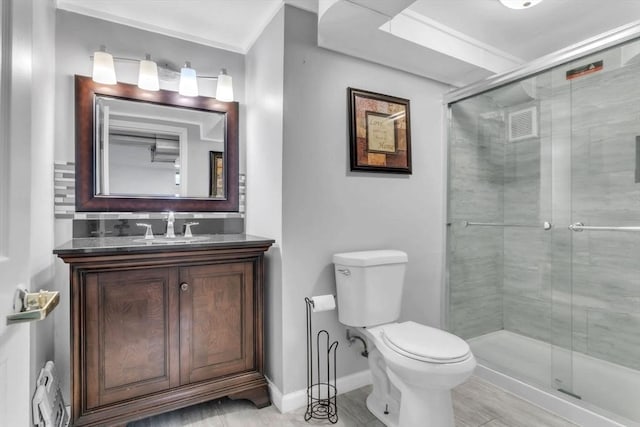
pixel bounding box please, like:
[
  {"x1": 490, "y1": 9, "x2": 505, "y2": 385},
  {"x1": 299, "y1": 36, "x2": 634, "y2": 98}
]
[
  {"x1": 178, "y1": 62, "x2": 199, "y2": 97},
  {"x1": 498, "y1": 0, "x2": 543, "y2": 9},
  {"x1": 137, "y1": 54, "x2": 160, "y2": 91},
  {"x1": 179, "y1": 66, "x2": 234, "y2": 101},
  {"x1": 90, "y1": 47, "x2": 235, "y2": 101},
  {"x1": 214, "y1": 69, "x2": 234, "y2": 102},
  {"x1": 91, "y1": 46, "x2": 117, "y2": 85}
]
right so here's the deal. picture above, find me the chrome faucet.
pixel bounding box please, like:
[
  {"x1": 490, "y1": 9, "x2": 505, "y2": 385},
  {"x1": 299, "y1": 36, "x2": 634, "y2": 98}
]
[
  {"x1": 165, "y1": 211, "x2": 176, "y2": 238},
  {"x1": 183, "y1": 222, "x2": 199, "y2": 238}
]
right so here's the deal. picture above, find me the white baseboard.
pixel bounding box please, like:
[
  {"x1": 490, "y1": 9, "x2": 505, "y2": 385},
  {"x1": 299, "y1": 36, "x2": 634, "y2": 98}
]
[{"x1": 267, "y1": 369, "x2": 372, "y2": 413}]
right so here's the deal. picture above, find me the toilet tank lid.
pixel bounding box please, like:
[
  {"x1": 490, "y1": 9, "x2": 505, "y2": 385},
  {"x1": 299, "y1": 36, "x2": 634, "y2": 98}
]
[{"x1": 333, "y1": 250, "x2": 408, "y2": 266}]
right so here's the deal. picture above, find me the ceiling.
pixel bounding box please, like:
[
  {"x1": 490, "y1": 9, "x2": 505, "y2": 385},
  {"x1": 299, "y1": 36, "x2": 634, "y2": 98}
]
[{"x1": 55, "y1": 0, "x2": 640, "y2": 87}]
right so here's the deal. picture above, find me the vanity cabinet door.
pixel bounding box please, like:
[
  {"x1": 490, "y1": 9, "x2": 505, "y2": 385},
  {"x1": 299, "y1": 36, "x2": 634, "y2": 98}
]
[
  {"x1": 83, "y1": 267, "x2": 180, "y2": 409},
  {"x1": 179, "y1": 262, "x2": 255, "y2": 384}
]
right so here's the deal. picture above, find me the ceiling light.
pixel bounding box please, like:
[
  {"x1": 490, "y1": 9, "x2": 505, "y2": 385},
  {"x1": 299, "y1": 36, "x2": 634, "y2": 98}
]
[
  {"x1": 92, "y1": 46, "x2": 116, "y2": 85},
  {"x1": 215, "y1": 69, "x2": 233, "y2": 102},
  {"x1": 137, "y1": 54, "x2": 159, "y2": 91},
  {"x1": 499, "y1": 0, "x2": 543, "y2": 9},
  {"x1": 179, "y1": 62, "x2": 199, "y2": 97}
]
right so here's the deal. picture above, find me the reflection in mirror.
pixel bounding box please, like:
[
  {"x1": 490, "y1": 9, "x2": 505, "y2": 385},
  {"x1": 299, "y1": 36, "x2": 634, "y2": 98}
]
[
  {"x1": 75, "y1": 75, "x2": 238, "y2": 212},
  {"x1": 94, "y1": 96, "x2": 225, "y2": 199}
]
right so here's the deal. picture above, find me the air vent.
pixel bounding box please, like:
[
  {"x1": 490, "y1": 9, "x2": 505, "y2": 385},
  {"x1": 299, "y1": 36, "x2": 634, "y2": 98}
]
[{"x1": 508, "y1": 106, "x2": 538, "y2": 142}]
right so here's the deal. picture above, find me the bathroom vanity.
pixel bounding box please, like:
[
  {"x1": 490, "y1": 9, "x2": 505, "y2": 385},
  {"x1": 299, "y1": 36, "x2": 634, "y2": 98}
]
[{"x1": 54, "y1": 234, "x2": 274, "y2": 427}]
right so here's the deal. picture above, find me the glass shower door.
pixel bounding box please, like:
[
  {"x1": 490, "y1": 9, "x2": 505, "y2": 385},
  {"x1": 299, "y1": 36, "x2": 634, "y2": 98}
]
[
  {"x1": 565, "y1": 39, "x2": 640, "y2": 424},
  {"x1": 447, "y1": 74, "x2": 556, "y2": 392},
  {"x1": 448, "y1": 33, "x2": 640, "y2": 426}
]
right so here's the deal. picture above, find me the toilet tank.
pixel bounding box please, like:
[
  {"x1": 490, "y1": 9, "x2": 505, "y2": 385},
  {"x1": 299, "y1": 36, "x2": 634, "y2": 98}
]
[{"x1": 333, "y1": 250, "x2": 408, "y2": 327}]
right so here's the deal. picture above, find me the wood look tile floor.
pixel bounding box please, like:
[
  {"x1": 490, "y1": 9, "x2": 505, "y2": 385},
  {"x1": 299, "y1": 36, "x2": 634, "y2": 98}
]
[{"x1": 128, "y1": 376, "x2": 577, "y2": 427}]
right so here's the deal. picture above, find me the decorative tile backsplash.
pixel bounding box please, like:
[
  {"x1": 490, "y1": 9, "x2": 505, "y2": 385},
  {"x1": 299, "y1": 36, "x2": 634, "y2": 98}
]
[
  {"x1": 239, "y1": 173, "x2": 246, "y2": 213},
  {"x1": 73, "y1": 217, "x2": 244, "y2": 238},
  {"x1": 54, "y1": 161, "x2": 75, "y2": 218},
  {"x1": 57, "y1": 164, "x2": 246, "y2": 234}
]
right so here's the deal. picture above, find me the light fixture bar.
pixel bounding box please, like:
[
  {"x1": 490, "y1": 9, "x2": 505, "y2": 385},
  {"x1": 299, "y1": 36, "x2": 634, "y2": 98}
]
[
  {"x1": 90, "y1": 48, "x2": 233, "y2": 100},
  {"x1": 197, "y1": 68, "x2": 234, "y2": 102}
]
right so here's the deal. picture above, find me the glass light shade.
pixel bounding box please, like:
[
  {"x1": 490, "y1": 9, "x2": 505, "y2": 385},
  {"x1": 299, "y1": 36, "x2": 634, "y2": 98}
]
[
  {"x1": 138, "y1": 56, "x2": 159, "y2": 91},
  {"x1": 499, "y1": 0, "x2": 543, "y2": 9},
  {"x1": 215, "y1": 69, "x2": 234, "y2": 102},
  {"x1": 179, "y1": 63, "x2": 198, "y2": 97},
  {"x1": 92, "y1": 50, "x2": 116, "y2": 85}
]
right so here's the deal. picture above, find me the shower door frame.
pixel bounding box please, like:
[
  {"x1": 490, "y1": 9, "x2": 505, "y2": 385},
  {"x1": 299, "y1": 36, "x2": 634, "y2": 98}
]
[
  {"x1": 442, "y1": 20, "x2": 640, "y2": 106},
  {"x1": 442, "y1": 19, "x2": 640, "y2": 427}
]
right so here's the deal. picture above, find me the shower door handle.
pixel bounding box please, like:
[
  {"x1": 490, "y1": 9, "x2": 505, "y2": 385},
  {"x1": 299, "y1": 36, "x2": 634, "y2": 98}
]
[
  {"x1": 569, "y1": 222, "x2": 640, "y2": 232},
  {"x1": 463, "y1": 221, "x2": 552, "y2": 230},
  {"x1": 568, "y1": 222, "x2": 585, "y2": 232}
]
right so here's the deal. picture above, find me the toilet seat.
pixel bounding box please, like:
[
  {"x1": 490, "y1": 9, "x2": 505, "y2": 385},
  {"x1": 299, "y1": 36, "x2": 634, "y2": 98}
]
[{"x1": 381, "y1": 321, "x2": 471, "y2": 364}]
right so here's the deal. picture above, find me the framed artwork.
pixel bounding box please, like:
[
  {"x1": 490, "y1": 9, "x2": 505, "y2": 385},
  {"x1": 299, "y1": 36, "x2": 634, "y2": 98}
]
[
  {"x1": 209, "y1": 151, "x2": 224, "y2": 198},
  {"x1": 348, "y1": 88, "x2": 411, "y2": 174}
]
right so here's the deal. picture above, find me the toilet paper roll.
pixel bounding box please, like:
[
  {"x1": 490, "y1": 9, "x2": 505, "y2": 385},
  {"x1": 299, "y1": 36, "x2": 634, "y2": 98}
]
[{"x1": 310, "y1": 294, "x2": 336, "y2": 313}]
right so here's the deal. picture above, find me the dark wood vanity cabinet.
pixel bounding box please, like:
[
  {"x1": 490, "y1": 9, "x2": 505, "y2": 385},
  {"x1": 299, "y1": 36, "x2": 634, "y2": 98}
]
[
  {"x1": 84, "y1": 267, "x2": 179, "y2": 410},
  {"x1": 55, "y1": 239, "x2": 273, "y2": 427},
  {"x1": 179, "y1": 262, "x2": 255, "y2": 384}
]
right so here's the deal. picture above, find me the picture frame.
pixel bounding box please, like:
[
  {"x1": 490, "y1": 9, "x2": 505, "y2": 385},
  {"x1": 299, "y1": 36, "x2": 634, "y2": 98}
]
[
  {"x1": 209, "y1": 151, "x2": 224, "y2": 198},
  {"x1": 348, "y1": 88, "x2": 412, "y2": 174}
]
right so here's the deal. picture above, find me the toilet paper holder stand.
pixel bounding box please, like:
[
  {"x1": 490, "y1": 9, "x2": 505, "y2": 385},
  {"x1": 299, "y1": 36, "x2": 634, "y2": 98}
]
[{"x1": 304, "y1": 297, "x2": 339, "y2": 424}]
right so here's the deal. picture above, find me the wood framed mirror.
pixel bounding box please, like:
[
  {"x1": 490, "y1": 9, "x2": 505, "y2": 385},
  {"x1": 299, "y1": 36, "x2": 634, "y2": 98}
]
[{"x1": 75, "y1": 75, "x2": 239, "y2": 212}]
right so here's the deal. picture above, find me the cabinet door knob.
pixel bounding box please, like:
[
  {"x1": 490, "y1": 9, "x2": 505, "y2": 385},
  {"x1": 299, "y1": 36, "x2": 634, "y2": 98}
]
[{"x1": 180, "y1": 283, "x2": 189, "y2": 291}]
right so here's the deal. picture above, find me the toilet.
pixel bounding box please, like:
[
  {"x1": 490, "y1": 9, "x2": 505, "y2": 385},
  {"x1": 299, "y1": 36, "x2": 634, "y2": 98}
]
[{"x1": 333, "y1": 250, "x2": 475, "y2": 427}]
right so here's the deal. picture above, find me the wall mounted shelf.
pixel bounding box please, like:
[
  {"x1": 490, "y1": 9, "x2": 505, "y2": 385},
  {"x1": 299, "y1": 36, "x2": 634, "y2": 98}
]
[{"x1": 6, "y1": 289, "x2": 60, "y2": 325}]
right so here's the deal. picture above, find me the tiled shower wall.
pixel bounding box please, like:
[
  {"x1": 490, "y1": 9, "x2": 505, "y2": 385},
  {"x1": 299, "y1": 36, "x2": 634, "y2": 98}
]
[
  {"x1": 566, "y1": 50, "x2": 640, "y2": 371},
  {"x1": 448, "y1": 85, "x2": 551, "y2": 342},
  {"x1": 448, "y1": 96, "x2": 505, "y2": 339},
  {"x1": 502, "y1": 74, "x2": 552, "y2": 344},
  {"x1": 449, "y1": 41, "x2": 640, "y2": 372}
]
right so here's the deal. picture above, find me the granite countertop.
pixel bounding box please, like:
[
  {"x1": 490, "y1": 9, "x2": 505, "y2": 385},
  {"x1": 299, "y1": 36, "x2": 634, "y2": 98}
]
[{"x1": 53, "y1": 234, "x2": 275, "y2": 255}]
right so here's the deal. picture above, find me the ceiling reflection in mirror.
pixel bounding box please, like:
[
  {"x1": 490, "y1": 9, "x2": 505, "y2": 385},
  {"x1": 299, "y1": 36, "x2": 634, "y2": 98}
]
[{"x1": 95, "y1": 96, "x2": 226, "y2": 199}]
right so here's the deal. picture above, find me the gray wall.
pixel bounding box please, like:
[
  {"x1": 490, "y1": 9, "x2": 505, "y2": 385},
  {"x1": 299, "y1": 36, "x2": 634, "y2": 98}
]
[
  {"x1": 279, "y1": 6, "x2": 449, "y2": 394},
  {"x1": 245, "y1": 7, "x2": 285, "y2": 391}
]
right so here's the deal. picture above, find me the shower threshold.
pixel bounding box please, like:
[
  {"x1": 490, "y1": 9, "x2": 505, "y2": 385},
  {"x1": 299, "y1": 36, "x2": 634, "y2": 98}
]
[{"x1": 468, "y1": 330, "x2": 640, "y2": 427}]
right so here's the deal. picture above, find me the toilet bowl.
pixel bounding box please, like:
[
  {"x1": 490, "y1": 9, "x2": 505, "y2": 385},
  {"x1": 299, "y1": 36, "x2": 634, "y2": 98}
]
[
  {"x1": 361, "y1": 322, "x2": 475, "y2": 427},
  {"x1": 333, "y1": 250, "x2": 476, "y2": 427}
]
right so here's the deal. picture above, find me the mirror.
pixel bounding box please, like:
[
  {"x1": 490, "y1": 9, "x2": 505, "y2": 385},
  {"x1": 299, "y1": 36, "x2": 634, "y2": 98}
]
[
  {"x1": 75, "y1": 75, "x2": 238, "y2": 212},
  {"x1": 95, "y1": 96, "x2": 226, "y2": 199}
]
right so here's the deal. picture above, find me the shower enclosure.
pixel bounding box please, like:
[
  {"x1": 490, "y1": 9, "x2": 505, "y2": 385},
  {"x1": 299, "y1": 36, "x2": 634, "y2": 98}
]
[{"x1": 446, "y1": 28, "x2": 640, "y2": 426}]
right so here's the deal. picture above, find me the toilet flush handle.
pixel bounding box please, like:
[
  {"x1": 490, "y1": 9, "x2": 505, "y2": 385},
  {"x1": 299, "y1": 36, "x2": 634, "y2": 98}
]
[{"x1": 337, "y1": 268, "x2": 351, "y2": 276}]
